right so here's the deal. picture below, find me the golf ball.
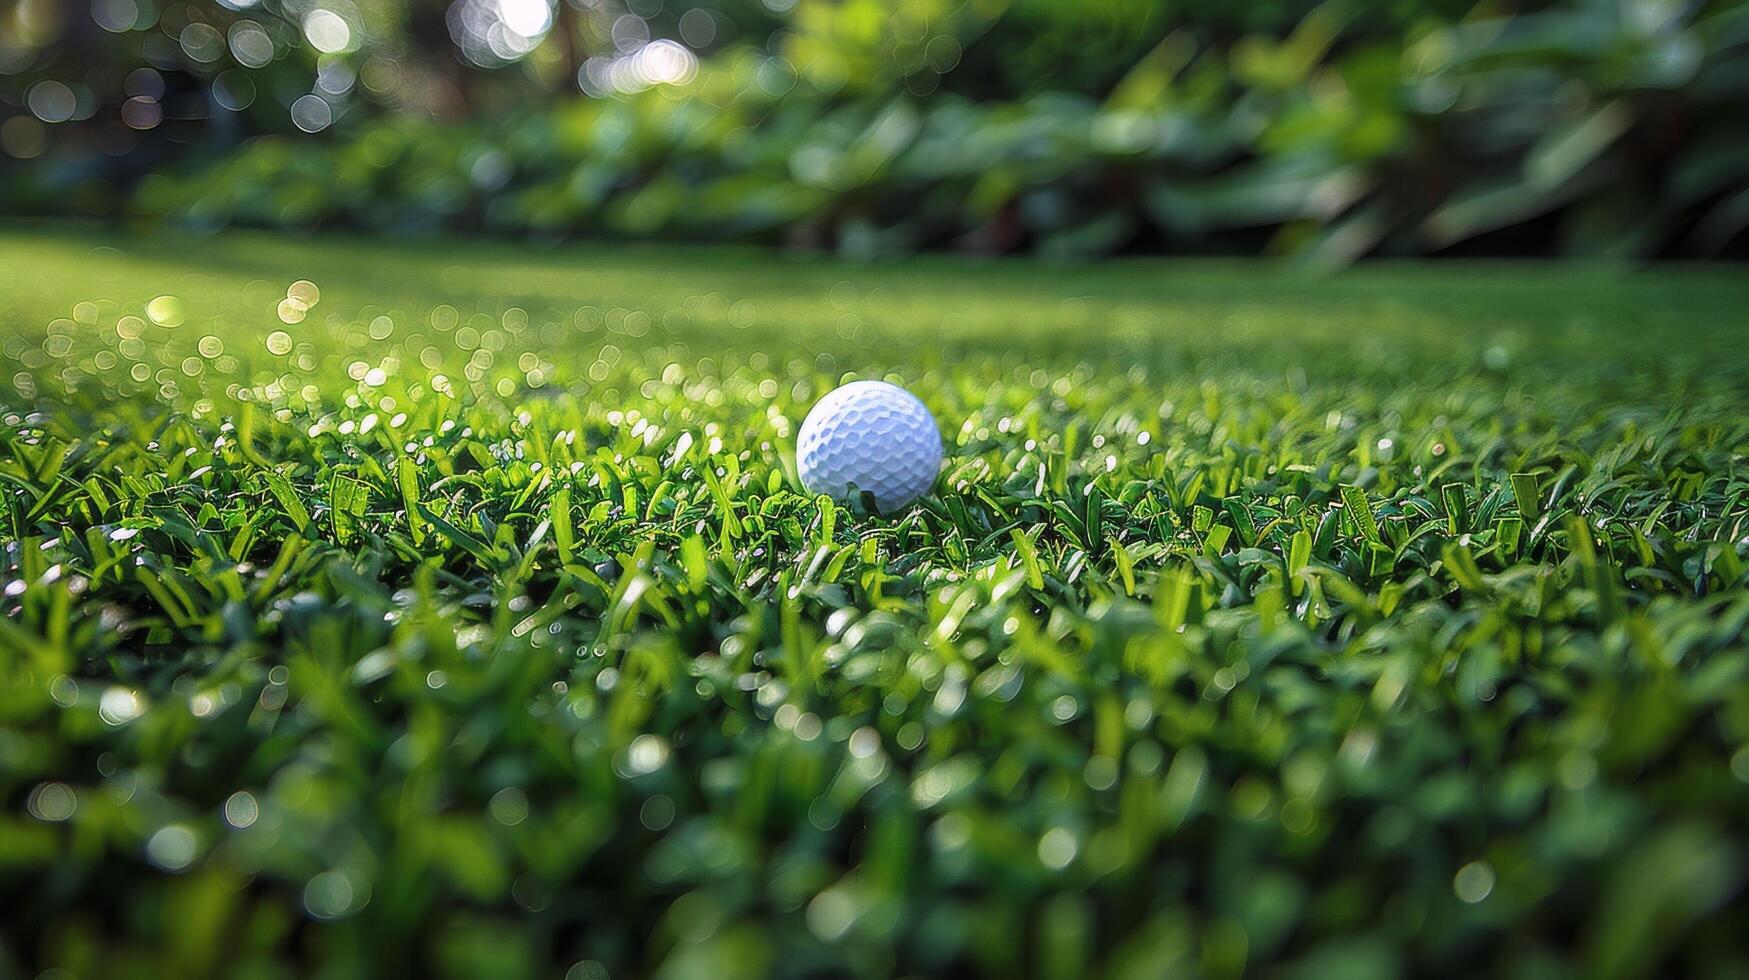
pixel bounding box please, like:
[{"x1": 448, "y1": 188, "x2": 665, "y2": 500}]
[{"x1": 797, "y1": 380, "x2": 943, "y2": 512}]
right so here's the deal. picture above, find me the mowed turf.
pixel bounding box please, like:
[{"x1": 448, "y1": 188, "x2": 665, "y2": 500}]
[{"x1": 1, "y1": 224, "x2": 1747, "y2": 979}]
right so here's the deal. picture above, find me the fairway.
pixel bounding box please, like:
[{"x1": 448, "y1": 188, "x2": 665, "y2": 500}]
[{"x1": 2, "y1": 225, "x2": 1748, "y2": 978}]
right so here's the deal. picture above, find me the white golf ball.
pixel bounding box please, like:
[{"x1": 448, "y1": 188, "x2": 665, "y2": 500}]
[{"x1": 797, "y1": 380, "x2": 943, "y2": 512}]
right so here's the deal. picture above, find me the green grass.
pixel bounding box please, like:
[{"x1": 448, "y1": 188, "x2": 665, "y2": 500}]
[{"x1": 2, "y1": 224, "x2": 1748, "y2": 980}]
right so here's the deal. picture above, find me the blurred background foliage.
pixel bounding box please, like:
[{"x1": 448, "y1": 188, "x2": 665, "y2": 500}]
[{"x1": 3, "y1": 0, "x2": 1749, "y2": 260}]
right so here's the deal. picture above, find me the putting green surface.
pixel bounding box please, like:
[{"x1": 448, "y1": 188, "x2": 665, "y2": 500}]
[{"x1": 1, "y1": 224, "x2": 1747, "y2": 978}]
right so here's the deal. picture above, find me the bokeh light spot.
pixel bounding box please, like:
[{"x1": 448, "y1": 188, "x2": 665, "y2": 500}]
[
  {"x1": 303, "y1": 9, "x2": 353, "y2": 54},
  {"x1": 304, "y1": 869, "x2": 367, "y2": 918},
  {"x1": 225, "y1": 791, "x2": 260, "y2": 828},
  {"x1": 145, "y1": 825, "x2": 199, "y2": 872},
  {"x1": 121, "y1": 97, "x2": 162, "y2": 131},
  {"x1": 27, "y1": 81, "x2": 77, "y2": 124},
  {"x1": 27, "y1": 782, "x2": 77, "y2": 822},
  {"x1": 91, "y1": 0, "x2": 140, "y2": 32},
  {"x1": 229, "y1": 21, "x2": 275, "y2": 68},
  {"x1": 146, "y1": 295, "x2": 183, "y2": 327},
  {"x1": 180, "y1": 23, "x2": 226, "y2": 63},
  {"x1": 1, "y1": 117, "x2": 48, "y2": 159},
  {"x1": 1454, "y1": 861, "x2": 1496, "y2": 903},
  {"x1": 291, "y1": 95, "x2": 334, "y2": 133}
]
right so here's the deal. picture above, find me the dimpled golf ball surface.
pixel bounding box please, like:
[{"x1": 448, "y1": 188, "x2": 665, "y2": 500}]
[{"x1": 797, "y1": 381, "x2": 943, "y2": 512}]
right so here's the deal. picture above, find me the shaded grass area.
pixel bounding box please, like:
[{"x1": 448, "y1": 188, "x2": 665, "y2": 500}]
[{"x1": 1, "y1": 224, "x2": 1747, "y2": 979}]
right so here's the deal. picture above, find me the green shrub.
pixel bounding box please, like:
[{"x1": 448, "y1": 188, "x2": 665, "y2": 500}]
[{"x1": 113, "y1": 2, "x2": 1749, "y2": 260}]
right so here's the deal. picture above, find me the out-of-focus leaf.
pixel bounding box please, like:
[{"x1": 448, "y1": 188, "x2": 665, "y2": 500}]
[{"x1": 1526, "y1": 102, "x2": 1634, "y2": 192}]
